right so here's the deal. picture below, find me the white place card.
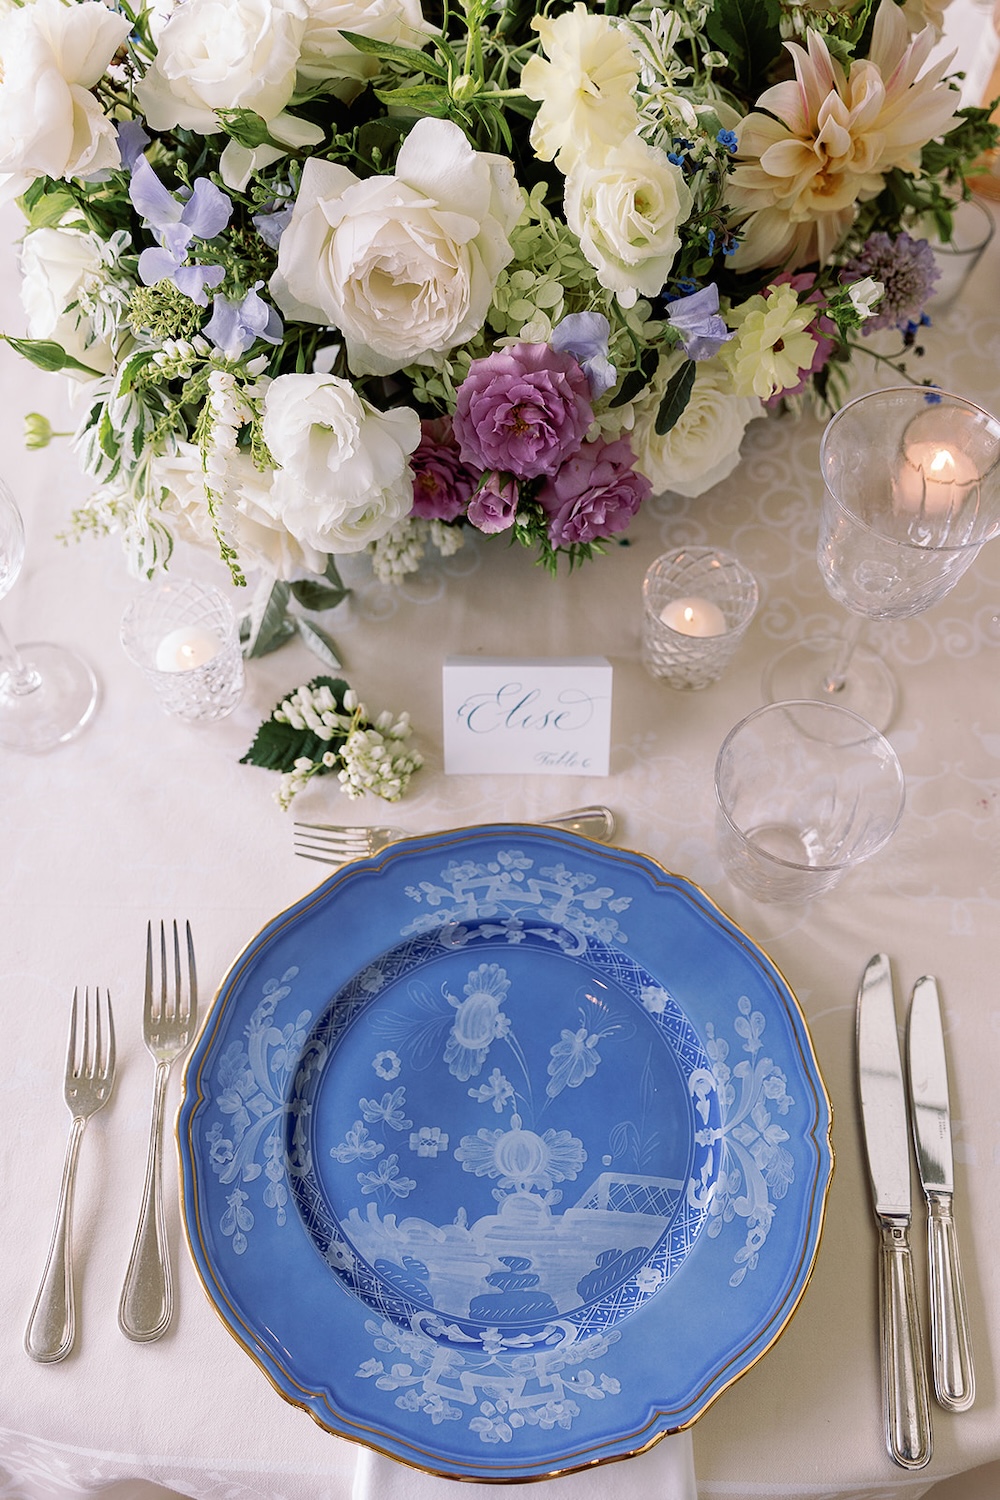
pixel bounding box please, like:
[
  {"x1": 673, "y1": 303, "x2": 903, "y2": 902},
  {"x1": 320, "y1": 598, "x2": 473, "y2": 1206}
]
[{"x1": 442, "y1": 657, "x2": 613, "y2": 777}]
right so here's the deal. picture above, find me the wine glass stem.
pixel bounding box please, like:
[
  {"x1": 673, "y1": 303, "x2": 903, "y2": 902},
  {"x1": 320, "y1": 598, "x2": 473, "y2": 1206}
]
[
  {"x1": 823, "y1": 615, "x2": 867, "y2": 696},
  {"x1": 0, "y1": 615, "x2": 42, "y2": 695}
]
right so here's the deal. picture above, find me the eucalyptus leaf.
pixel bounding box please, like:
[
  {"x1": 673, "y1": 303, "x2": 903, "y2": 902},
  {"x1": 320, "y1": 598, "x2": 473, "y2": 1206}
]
[
  {"x1": 296, "y1": 617, "x2": 342, "y2": 669},
  {"x1": 243, "y1": 577, "x2": 292, "y2": 658},
  {"x1": 655, "y1": 360, "x2": 696, "y2": 436}
]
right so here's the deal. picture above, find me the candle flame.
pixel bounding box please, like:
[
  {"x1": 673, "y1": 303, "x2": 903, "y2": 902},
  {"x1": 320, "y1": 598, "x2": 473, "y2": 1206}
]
[
  {"x1": 927, "y1": 446, "x2": 957, "y2": 479},
  {"x1": 683, "y1": 606, "x2": 695, "y2": 625}
]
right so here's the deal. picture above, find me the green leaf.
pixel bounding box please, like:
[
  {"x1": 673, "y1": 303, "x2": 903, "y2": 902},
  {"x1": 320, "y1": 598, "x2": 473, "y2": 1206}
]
[
  {"x1": 243, "y1": 576, "x2": 292, "y2": 658},
  {"x1": 336, "y1": 29, "x2": 447, "y2": 79},
  {"x1": 374, "y1": 84, "x2": 454, "y2": 116},
  {"x1": 296, "y1": 617, "x2": 342, "y2": 669},
  {"x1": 610, "y1": 346, "x2": 660, "y2": 408},
  {"x1": 22, "y1": 188, "x2": 82, "y2": 230},
  {"x1": 655, "y1": 360, "x2": 697, "y2": 436},
  {"x1": 705, "y1": 0, "x2": 783, "y2": 93},
  {"x1": 1, "y1": 335, "x2": 102, "y2": 378},
  {"x1": 289, "y1": 575, "x2": 350, "y2": 611},
  {"x1": 240, "y1": 673, "x2": 351, "y2": 771}
]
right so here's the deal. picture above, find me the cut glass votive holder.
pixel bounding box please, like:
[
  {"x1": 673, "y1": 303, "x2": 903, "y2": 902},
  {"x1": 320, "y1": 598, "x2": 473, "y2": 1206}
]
[
  {"x1": 120, "y1": 578, "x2": 245, "y2": 723},
  {"x1": 642, "y1": 547, "x2": 759, "y2": 690}
]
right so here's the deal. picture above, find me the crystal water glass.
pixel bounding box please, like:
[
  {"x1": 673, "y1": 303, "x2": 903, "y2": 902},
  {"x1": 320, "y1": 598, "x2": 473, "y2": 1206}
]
[
  {"x1": 0, "y1": 476, "x2": 98, "y2": 753},
  {"x1": 763, "y1": 387, "x2": 1000, "y2": 730}
]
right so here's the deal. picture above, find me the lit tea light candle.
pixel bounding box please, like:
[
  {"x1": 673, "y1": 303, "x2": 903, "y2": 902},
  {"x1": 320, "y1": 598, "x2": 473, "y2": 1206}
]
[
  {"x1": 659, "y1": 595, "x2": 728, "y2": 637},
  {"x1": 154, "y1": 624, "x2": 222, "y2": 672},
  {"x1": 894, "y1": 440, "x2": 980, "y2": 516}
]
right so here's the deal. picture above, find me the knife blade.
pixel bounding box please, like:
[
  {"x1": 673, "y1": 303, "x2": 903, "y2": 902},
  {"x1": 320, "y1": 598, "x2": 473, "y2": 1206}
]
[
  {"x1": 857, "y1": 952, "x2": 932, "y2": 1469},
  {"x1": 908, "y1": 975, "x2": 975, "y2": 1412}
]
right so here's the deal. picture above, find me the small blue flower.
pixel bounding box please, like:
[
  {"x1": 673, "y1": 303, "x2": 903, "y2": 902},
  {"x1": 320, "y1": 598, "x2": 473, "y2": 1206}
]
[
  {"x1": 717, "y1": 128, "x2": 739, "y2": 153},
  {"x1": 667, "y1": 152, "x2": 685, "y2": 167}
]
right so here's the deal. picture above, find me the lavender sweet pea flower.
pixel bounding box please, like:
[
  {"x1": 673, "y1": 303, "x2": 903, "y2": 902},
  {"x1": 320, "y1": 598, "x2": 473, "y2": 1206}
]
[
  {"x1": 665, "y1": 284, "x2": 734, "y2": 360},
  {"x1": 252, "y1": 202, "x2": 295, "y2": 250},
  {"x1": 116, "y1": 119, "x2": 150, "y2": 173},
  {"x1": 130, "y1": 158, "x2": 232, "y2": 257},
  {"x1": 453, "y1": 343, "x2": 593, "y2": 481},
  {"x1": 205, "y1": 284, "x2": 283, "y2": 359},
  {"x1": 550, "y1": 311, "x2": 616, "y2": 398}
]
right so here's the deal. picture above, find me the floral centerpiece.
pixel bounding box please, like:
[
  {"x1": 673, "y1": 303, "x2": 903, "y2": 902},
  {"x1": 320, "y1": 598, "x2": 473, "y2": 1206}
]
[{"x1": 1, "y1": 0, "x2": 995, "y2": 657}]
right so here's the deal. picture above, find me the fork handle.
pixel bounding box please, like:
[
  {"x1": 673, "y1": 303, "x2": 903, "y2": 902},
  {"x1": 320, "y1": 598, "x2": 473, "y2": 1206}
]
[
  {"x1": 544, "y1": 806, "x2": 615, "y2": 841},
  {"x1": 25, "y1": 1116, "x2": 86, "y2": 1363},
  {"x1": 119, "y1": 1059, "x2": 173, "y2": 1342}
]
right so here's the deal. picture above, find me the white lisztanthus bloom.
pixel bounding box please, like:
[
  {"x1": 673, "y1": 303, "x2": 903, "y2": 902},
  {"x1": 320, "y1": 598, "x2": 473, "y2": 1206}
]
[{"x1": 0, "y1": 0, "x2": 131, "y2": 201}]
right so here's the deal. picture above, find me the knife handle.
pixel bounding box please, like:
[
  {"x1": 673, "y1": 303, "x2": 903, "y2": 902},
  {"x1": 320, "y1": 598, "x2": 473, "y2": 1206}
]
[
  {"x1": 927, "y1": 1193, "x2": 975, "y2": 1411},
  {"x1": 879, "y1": 1221, "x2": 932, "y2": 1469}
]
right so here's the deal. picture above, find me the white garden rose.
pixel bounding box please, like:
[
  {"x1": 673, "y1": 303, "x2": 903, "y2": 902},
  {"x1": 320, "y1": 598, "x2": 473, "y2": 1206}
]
[
  {"x1": 259, "y1": 374, "x2": 421, "y2": 553},
  {"x1": 297, "y1": 0, "x2": 431, "y2": 99},
  {"x1": 0, "y1": 0, "x2": 130, "y2": 202},
  {"x1": 136, "y1": 0, "x2": 307, "y2": 135},
  {"x1": 151, "y1": 443, "x2": 329, "y2": 580},
  {"x1": 270, "y1": 117, "x2": 522, "y2": 376},
  {"x1": 564, "y1": 134, "x2": 693, "y2": 308},
  {"x1": 19, "y1": 226, "x2": 131, "y2": 376},
  {"x1": 631, "y1": 353, "x2": 762, "y2": 499}
]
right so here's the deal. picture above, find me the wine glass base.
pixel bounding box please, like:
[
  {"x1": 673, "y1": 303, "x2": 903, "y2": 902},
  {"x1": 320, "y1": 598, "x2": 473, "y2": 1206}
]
[
  {"x1": 762, "y1": 638, "x2": 898, "y2": 733},
  {"x1": 0, "y1": 642, "x2": 99, "y2": 753}
]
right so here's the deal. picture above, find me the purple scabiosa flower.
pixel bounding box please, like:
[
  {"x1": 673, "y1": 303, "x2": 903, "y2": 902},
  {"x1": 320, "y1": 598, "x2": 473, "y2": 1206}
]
[
  {"x1": 453, "y1": 343, "x2": 593, "y2": 481},
  {"x1": 840, "y1": 232, "x2": 940, "y2": 333},
  {"x1": 409, "y1": 417, "x2": 478, "y2": 522},
  {"x1": 467, "y1": 472, "x2": 519, "y2": 534},
  {"x1": 537, "y1": 436, "x2": 651, "y2": 548},
  {"x1": 665, "y1": 284, "x2": 734, "y2": 360},
  {"x1": 550, "y1": 311, "x2": 616, "y2": 397},
  {"x1": 204, "y1": 284, "x2": 283, "y2": 359}
]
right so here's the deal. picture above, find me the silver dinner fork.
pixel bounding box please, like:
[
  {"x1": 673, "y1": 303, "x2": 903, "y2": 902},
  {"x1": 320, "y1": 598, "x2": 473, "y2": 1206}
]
[
  {"x1": 118, "y1": 921, "x2": 197, "y2": 1343},
  {"x1": 24, "y1": 988, "x2": 116, "y2": 1363},
  {"x1": 293, "y1": 804, "x2": 617, "y2": 867}
]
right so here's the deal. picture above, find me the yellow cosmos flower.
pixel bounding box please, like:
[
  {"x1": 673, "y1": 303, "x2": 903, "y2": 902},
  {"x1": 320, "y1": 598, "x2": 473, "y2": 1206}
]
[
  {"x1": 725, "y1": 0, "x2": 961, "y2": 271},
  {"x1": 520, "y1": 3, "x2": 639, "y2": 170},
  {"x1": 719, "y1": 282, "x2": 817, "y2": 401}
]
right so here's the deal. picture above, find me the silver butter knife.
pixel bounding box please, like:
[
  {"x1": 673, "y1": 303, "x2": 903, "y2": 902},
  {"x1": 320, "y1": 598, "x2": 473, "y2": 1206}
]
[
  {"x1": 857, "y1": 953, "x2": 932, "y2": 1470},
  {"x1": 907, "y1": 975, "x2": 975, "y2": 1412}
]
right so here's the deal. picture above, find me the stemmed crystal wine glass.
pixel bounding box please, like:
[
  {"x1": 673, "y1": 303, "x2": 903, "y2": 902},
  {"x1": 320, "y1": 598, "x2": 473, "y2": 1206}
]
[
  {"x1": 763, "y1": 386, "x2": 1000, "y2": 731},
  {"x1": 0, "y1": 476, "x2": 98, "y2": 752}
]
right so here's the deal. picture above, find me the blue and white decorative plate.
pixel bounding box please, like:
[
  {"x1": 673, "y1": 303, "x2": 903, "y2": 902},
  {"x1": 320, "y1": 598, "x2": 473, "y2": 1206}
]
[{"x1": 178, "y1": 827, "x2": 833, "y2": 1482}]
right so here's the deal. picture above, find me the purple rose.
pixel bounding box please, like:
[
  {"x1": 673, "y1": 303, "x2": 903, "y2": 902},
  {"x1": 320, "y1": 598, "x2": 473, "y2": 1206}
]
[
  {"x1": 467, "y1": 472, "x2": 519, "y2": 534},
  {"x1": 409, "y1": 417, "x2": 478, "y2": 522},
  {"x1": 538, "y1": 437, "x2": 651, "y2": 548},
  {"x1": 453, "y1": 343, "x2": 593, "y2": 480}
]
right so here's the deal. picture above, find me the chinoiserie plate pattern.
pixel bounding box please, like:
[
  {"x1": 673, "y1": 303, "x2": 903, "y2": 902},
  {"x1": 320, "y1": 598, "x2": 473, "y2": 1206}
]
[{"x1": 178, "y1": 827, "x2": 833, "y2": 1482}]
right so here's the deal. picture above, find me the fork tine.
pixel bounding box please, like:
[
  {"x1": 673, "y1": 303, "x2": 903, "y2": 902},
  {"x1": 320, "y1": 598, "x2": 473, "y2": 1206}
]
[
  {"x1": 66, "y1": 987, "x2": 79, "y2": 1080},
  {"x1": 159, "y1": 919, "x2": 168, "y2": 1021},
  {"x1": 185, "y1": 919, "x2": 197, "y2": 1021},
  {"x1": 171, "y1": 919, "x2": 182, "y2": 1022},
  {"x1": 82, "y1": 987, "x2": 92, "y2": 1077},
  {"x1": 92, "y1": 987, "x2": 101, "y2": 1076},
  {"x1": 104, "y1": 989, "x2": 116, "y2": 1080},
  {"x1": 144, "y1": 921, "x2": 155, "y2": 1032}
]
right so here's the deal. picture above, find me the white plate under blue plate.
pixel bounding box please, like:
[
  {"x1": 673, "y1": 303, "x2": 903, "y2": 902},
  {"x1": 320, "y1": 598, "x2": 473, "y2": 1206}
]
[{"x1": 178, "y1": 827, "x2": 833, "y2": 1482}]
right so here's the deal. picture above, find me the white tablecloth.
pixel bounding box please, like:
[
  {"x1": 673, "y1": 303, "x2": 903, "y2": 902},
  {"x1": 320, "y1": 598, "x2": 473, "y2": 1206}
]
[{"x1": 1, "y1": 188, "x2": 999, "y2": 1500}]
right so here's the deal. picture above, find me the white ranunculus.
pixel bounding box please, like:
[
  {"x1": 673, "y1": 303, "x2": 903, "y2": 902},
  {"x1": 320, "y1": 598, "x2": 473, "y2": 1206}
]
[
  {"x1": 19, "y1": 226, "x2": 129, "y2": 375},
  {"x1": 297, "y1": 0, "x2": 431, "y2": 99},
  {"x1": 259, "y1": 374, "x2": 421, "y2": 553},
  {"x1": 151, "y1": 442, "x2": 329, "y2": 580},
  {"x1": 136, "y1": 0, "x2": 307, "y2": 135},
  {"x1": 0, "y1": 0, "x2": 130, "y2": 201},
  {"x1": 564, "y1": 134, "x2": 693, "y2": 308},
  {"x1": 270, "y1": 117, "x2": 522, "y2": 376},
  {"x1": 631, "y1": 353, "x2": 762, "y2": 499}
]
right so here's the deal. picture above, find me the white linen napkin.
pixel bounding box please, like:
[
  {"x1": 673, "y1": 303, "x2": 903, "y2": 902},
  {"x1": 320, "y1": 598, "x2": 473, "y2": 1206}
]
[{"x1": 352, "y1": 1430, "x2": 696, "y2": 1499}]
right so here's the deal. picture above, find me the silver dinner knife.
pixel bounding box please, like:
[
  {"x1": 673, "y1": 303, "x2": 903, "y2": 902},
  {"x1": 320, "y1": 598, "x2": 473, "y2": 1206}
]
[
  {"x1": 857, "y1": 952, "x2": 932, "y2": 1469},
  {"x1": 907, "y1": 975, "x2": 975, "y2": 1412}
]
